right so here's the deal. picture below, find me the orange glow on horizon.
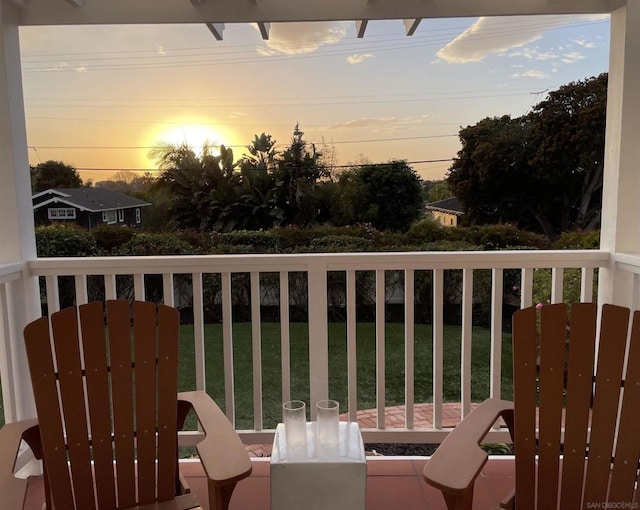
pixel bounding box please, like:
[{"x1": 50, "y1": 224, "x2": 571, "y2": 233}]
[{"x1": 144, "y1": 118, "x2": 237, "y2": 167}]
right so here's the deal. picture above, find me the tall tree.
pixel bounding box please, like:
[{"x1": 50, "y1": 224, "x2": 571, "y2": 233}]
[
  {"x1": 528, "y1": 73, "x2": 607, "y2": 233},
  {"x1": 31, "y1": 160, "x2": 83, "y2": 192},
  {"x1": 447, "y1": 115, "x2": 536, "y2": 227},
  {"x1": 151, "y1": 142, "x2": 242, "y2": 232},
  {"x1": 447, "y1": 74, "x2": 607, "y2": 237},
  {"x1": 334, "y1": 160, "x2": 424, "y2": 232},
  {"x1": 237, "y1": 133, "x2": 285, "y2": 229},
  {"x1": 275, "y1": 123, "x2": 328, "y2": 226}
]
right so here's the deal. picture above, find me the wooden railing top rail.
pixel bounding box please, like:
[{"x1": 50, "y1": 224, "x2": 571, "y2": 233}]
[{"x1": 27, "y1": 249, "x2": 610, "y2": 276}]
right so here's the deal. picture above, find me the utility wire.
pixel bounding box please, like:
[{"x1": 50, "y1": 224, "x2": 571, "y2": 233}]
[
  {"x1": 21, "y1": 19, "x2": 607, "y2": 73},
  {"x1": 27, "y1": 133, "x2": 458, "y2": 151},
  {"x1": 62, "y1": 157, "x2": 456, "y2": 173}
]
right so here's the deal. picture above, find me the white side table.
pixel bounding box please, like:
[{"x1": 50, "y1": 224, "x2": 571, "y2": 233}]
[{"x1": 270, "y1": 421, "x2": 366, "y2": 510}]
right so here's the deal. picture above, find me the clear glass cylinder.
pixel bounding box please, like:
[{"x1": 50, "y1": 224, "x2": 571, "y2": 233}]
[
  {"x1": 316, "y1": 399, "x2": 339, "y2": 446},
  {"x1": 283, "y1": 400, "x2": 307, "y2": 450}
]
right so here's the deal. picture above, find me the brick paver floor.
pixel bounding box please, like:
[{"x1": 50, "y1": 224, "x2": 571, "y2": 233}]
[{"x1": 245, "y1": 402, "x2": 481, "y2": 457}]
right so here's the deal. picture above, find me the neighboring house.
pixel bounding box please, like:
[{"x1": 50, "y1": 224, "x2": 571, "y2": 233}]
[
  {"x1": 425, "y1": 197, "x2": 464, "y2": 227},
  {"x1": 33, "y1": 188, "x2": 150, "y2": 230}
]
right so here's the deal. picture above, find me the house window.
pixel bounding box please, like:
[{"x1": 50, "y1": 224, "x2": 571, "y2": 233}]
[
  {"x1": 102, "y1": 210, "x2": 117, "y2": 224},
  {"x1": 48, "y1": 208, "x2": 76, "y2": 220},
  {"x1": 135, "y1": 208, "x2": 141, "y2": 224},
  {"x1": 118, "y1": 208, "x2": 124, "y2": 222}
]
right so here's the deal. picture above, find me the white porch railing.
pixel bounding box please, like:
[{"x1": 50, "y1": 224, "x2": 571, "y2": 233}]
[{"x1": 3, "y1": 249, "x2": 636, "y2": 445}]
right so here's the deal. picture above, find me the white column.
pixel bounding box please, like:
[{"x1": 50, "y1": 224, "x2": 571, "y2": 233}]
[
  {"x1": 0, "y1": 3, "x2": 41, "y2": 421},
  {"x1": 598, "y1": 3, "x2": 640, "y2": 307}
]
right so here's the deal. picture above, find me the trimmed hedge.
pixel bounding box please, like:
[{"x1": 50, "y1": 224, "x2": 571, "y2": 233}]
[{"x1": 36, "y1": 225, "x2": 98, "y2": 257}]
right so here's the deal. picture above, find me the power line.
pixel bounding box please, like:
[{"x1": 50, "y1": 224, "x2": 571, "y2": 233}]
[
  {"x1": 27, "y1": 133, "x2": 458, "y2": 151},
  {"x1": 21, "y1": 17, "x2": 607, "y2": 63},
  {"x1": 24, "y1": 92, "x2": 534, "y2": 109},
  {"x1": 25, "y1": 115, "x2": 463, "y2": 128},
  {"x1": 64, "y1": 157, "x2": 455, "y2": 173},
  {"x1": 21, "y1": 19, "x2": 608, "y2": 73}
]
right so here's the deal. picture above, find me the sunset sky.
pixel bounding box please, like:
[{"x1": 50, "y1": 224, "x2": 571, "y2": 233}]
[{"x1": 19, "y1": 14, "x2": 610, "y2": 183}]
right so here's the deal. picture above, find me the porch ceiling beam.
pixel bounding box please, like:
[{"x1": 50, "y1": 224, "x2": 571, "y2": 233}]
[
  {"x1": 205, "y1": 22, "x2": 224, "y2": 40},
  {"x1": 356, "y1": 19, "x2": 368, "y2": 38},
  {"x1": 257, "y1": 21, "x2": 270, "y2": 39},
  {"x1": 404, "y1": 18, "x2": 421, "y2": 36},
  {"x1": 16, "y1": 0, "x2": 624, "y2": 26}
]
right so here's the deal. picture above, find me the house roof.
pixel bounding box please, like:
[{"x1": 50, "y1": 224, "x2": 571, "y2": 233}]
[
  {"x1": 425, "y1": 197, "x2": 464, "y2": 216},
  {"x1": 32, "y1": 188, "x2": 150, "y2": 213}
]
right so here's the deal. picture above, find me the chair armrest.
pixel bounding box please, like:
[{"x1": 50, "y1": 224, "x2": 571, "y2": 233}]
[
  {"x1": 423, "y1": 399, "x2": 513, "y2": 494},
  {"x1": 178, "y1": 391, "x2": 252, "y2": 486},
  {"x1": 0, "y1": 419, "x2": 40, "y2": 510}
]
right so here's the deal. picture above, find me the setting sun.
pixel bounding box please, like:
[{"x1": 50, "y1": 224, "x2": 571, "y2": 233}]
[
  {"x1": 144, "y1": 119, "x2": 238, "y2": 168},
  {"x1": 158, "y1": 123, "x2": 224, "y2": 154}
]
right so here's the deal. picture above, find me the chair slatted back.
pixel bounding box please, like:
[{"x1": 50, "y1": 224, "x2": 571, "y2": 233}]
[
  {"x1": 24, "y1": 300, "x2": 181, "y2": 510},
  {"x1": 512, "y1": 303, "x2": 640, "y2": 509}
]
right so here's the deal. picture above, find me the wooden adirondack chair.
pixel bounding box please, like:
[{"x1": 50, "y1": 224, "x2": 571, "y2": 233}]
[
  {"x1": 0, "y1": 300, "x2": 252, "y2": 510},
  {"x1": 423, "y1": 302, "x2": 640, "y2": 510}
]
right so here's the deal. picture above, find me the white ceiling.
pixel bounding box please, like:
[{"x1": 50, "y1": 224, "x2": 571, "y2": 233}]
[{"x1": 6, "y1": 0, "x2": 624, "y2": 28}]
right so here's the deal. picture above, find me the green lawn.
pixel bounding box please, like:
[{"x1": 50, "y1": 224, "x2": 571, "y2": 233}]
[
  {"x1": 0, "y1": 323, "x2": 513, "y2": 430},
  {"x1": 178, "y1": 322, "x2": 513, "y2": 431}
]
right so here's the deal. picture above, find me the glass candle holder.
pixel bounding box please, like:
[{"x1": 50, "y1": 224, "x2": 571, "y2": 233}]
[
  {"x1": 283, "y1": 400, "x2": 307, "y2": 450},
  {"x1": 316, "y1": 399, "x2": 339, "y2": 446}
]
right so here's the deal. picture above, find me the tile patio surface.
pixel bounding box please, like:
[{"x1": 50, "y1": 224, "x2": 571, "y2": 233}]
[
  {"x1": 22, "y1": 457, "x2": 515, "y2": 510},
  {"x1": 23, "y1": 403, "x2": 516, "y2": 509}
]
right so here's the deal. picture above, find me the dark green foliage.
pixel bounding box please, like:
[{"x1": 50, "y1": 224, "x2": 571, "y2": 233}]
[
  {"x1": 272, "y1": 225, "x2": 379, "y2": 251},
  {"x1": 407, "y1": 217, "x2": 445, "y2": 243},
  {"x1": 91, "y1": 225, "x2": 136, "y2": 254},
  {"x1": 272, "y1": 123, "x2": 328, "y2": 226},
  {"x1": 426, "y1": 179, "x2": 454, "y2": 203},
  {"x1": 115, "y1": 232, "x2": 193, "y2": 256},
  {"x1": 31, "y1": 160, "x2": 83, "y2": 192},
  {"x1": 552, "y1": 230, "x2": 600, "y2": 249},
  {"x1": 448, "y1": 74, "x2": 607, "y2": 238},
  {"x1": 214, "y1": 230, "x2": 281, "y2": 253},
  {"x1": 460, "y1": 224, "x2": 550, "y2": 250},
  {"x1": 421, "y1": 240, "x2": 482, "y2": 251},
  {"x1": 309, "y1": 235, "x2": 373, "y2": 252},
  {"x1": 175, "y1": 230, "x2": 214, "y2": 253},
  {"x1": 35, "y1": 225, "x2": 98, "y2": 257},
  {"x1": 333, "y1": 160, "x2": 425, "y2": 232}
]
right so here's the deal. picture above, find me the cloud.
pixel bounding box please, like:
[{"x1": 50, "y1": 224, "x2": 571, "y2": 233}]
[
  {"x1": 256, "y1": 22, "x2": 348, "y2": 55},
  {"x1": 511, "y1": 69, "x2": 550, "y2": 79},
  {"x1": 437, "y1": 14, "x2": 607, "y2": 63},
  {"x1": 573, "y1": 37, "x2": 596, "y2": 48},
  {"x1": 347, "y1": 53, "x2": 375, "y2": 64},
  {"x1": 561, "y1": 51, "x2": 586, "y2": 63},
  {"x1": 327, "y1": 115, "x2": 432, "y2": 132},
  {"x1": 508, "y1": 47, "x2": 559, "y2": 61}
]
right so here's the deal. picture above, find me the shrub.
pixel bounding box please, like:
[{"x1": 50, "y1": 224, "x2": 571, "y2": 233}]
[
  {"x1": 176, "y1": 229, "x2": 214, "y2": 254},
  {"x1": 460, "y1": 224, "x2": 549, "y2": 250},
  {"x1": 91, "y1": 225, "x2": 136, "y2": 254},
  {"x1": 273, "y1": 225, "x2": 378, "y2": 250},
  {"x1": 552, "y1": 230, "x2": 600, "y2": 249},
  {"x1": 309, "y1": 235, "x2": 372, "y2": 252},
  {"x1": 215, "y1": 230, "x2": 280, "y2": 253},
  {"x1": 407, "y1": 217, "x2": 445, "y2": 243},
  {"x1": 116, "y1": 233, "x2": 193, "y2": 256},
  {"x1": 35, "y1": 224, "x2": 98, "y2": 257}
]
